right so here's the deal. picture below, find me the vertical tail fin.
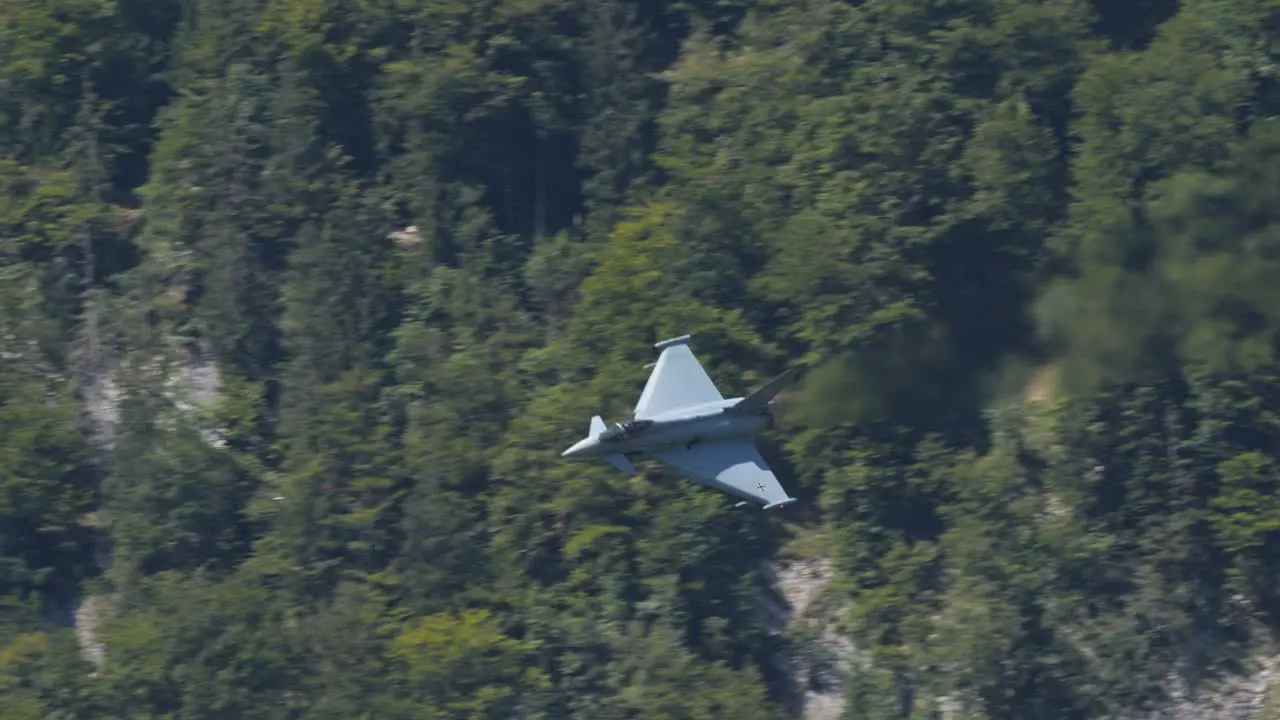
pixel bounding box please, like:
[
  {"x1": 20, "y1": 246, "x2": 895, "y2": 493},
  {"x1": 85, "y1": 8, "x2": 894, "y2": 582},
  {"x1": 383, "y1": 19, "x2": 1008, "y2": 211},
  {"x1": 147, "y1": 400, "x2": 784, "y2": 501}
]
[
  {"x1": 590, "y1": 415, "x2": 606, "y2": 438},
  {"x1": 730, "y1": 366, "x2": 800, "y2": 414}
]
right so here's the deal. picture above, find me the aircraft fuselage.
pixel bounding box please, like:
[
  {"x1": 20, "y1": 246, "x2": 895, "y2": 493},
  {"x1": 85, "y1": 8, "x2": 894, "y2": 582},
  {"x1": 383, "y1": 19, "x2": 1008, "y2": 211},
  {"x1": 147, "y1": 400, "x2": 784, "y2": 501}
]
[
  {"x1": 560, "y1": 333, "x2": 798, "y2": 509},
  {"x1": 561, "y1": 398, "x2": 770, "y2": 459}
]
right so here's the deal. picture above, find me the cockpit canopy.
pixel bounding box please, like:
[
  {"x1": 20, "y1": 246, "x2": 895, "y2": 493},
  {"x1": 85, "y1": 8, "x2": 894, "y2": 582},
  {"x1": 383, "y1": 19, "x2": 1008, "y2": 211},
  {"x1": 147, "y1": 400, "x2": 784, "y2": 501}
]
[{"x1": 598, "y1": 419, "x2": 655, "y2": 442}]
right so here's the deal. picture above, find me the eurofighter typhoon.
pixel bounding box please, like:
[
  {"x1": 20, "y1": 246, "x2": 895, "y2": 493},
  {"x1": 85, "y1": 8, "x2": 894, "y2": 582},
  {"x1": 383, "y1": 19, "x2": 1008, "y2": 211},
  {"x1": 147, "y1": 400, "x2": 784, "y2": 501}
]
[{"x1": 561, "y1": 335, "x2": 799, "y2": 510}]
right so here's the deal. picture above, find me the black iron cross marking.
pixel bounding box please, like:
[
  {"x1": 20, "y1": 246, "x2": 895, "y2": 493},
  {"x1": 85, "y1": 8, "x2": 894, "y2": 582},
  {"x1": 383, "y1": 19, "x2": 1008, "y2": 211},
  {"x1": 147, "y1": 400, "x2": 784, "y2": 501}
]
[{"x1": 756, "y1": 483, "x2": 766, "y2": 492}]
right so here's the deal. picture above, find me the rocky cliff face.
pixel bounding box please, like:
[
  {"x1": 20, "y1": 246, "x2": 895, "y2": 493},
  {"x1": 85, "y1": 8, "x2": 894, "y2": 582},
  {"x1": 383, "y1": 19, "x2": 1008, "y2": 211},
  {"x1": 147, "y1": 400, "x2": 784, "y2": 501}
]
[
  {"x1": 1135, "y1": 657, "x2": 1280, "y2": 720},
  {"x1": 760, "y1": 556, "x2": 855, "y2": 720},
  {"x1": 762, "y1": 554, "x2": 1280, "y2": 720},
  {"x1": 71, "y1": 350, "x2": 223, "y2": 671}
]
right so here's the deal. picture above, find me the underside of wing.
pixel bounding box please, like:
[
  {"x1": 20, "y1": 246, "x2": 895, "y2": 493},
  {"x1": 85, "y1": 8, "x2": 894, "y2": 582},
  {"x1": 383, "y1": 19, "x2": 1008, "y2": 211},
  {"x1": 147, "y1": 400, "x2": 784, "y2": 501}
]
[
  {"x1": 653, "y1": 440, "x2": 794, "y2": 507},
  {"x1": 633, "y1": 341, "x2": 723, "y2": 419}
]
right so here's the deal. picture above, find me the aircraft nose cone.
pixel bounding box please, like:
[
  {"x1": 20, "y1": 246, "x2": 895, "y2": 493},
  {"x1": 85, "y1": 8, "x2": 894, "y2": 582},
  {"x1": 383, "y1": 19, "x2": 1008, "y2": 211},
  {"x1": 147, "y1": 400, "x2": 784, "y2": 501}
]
[{"x1": 562, "y1": 438, "x2": 592, "y2": 457}]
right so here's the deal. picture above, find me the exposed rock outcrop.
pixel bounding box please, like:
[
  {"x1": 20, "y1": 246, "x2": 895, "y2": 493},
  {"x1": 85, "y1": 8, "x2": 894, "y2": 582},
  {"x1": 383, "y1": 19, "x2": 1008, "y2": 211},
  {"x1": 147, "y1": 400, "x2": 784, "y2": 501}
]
[
  {"x1": 761, "y1": 556, "x2": 855, "y2": 720},
  {"x1": 70, "y1": 348, "x2": 223, "y2": 671}
]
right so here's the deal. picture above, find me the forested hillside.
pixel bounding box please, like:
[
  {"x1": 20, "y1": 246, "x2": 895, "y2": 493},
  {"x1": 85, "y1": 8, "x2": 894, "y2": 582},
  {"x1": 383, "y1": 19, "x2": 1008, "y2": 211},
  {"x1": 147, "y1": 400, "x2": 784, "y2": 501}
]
[{"x1": 4, "y1": 0, "x2": 1280, "y2": 717}]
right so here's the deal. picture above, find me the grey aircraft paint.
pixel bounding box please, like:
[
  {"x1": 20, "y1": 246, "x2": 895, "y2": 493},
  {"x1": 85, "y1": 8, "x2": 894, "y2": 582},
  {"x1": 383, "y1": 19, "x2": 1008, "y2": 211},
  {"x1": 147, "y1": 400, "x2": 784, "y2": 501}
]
[{"x1": 561, "y1": 335, "x2": 799, "y2": 510}]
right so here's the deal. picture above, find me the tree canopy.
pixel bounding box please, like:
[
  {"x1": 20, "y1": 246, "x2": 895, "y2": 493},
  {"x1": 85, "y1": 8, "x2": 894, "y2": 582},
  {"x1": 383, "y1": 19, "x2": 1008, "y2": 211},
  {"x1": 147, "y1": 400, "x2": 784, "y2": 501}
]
[{"x1": 5, "y1": 0, "x2": 1280, "y2": 717}]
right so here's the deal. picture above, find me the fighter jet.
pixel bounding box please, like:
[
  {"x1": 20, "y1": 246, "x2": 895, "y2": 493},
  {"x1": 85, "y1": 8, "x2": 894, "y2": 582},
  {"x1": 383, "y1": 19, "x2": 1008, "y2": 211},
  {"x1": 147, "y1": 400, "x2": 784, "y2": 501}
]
[{"x1": 561, "y1": 334, "x2": 799, "y2": 510}]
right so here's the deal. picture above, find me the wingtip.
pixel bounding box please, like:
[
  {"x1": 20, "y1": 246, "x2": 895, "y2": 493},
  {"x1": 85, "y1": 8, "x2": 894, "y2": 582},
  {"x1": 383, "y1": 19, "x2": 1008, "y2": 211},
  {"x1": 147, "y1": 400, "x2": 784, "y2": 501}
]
[
  {"x1": 762, "y1": 498, "x2": 798, "y2": 510},
  {"x1": 653, "y1": 334, "x2": 692, "y2": 350}
]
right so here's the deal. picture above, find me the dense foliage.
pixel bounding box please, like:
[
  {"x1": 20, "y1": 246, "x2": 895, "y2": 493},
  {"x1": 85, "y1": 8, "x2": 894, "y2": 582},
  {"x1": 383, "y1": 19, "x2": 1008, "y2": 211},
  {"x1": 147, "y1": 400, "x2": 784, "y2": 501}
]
[{"x1": 4, "y1": 0, "x2": 1280, "y2": 717}]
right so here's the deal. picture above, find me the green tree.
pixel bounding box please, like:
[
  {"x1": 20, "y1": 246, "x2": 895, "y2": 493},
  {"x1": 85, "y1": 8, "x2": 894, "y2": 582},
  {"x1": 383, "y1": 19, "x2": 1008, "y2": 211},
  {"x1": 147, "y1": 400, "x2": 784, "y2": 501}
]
[
  {"x1": 0, "y1": 354, "x2": 95, "y2": 628},
  {"x1": 105, "y1": 368, "x2": 254, "y2": 593}
]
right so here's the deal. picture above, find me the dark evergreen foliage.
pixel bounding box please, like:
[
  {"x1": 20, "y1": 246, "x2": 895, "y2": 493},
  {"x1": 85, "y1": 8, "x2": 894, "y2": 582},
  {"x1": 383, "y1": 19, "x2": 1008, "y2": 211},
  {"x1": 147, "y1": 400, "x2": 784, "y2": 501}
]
[{"x1": 5, "y1": 0, "x2": 1280, "y2": 717}]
